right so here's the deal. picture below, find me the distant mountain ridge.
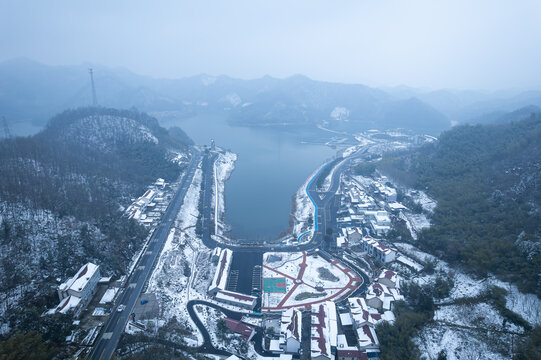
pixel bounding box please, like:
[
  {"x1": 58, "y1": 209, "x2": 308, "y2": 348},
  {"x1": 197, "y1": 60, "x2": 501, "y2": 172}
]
[{"x1": 0, "y1": 58, "x2": 450, "y2": 136}]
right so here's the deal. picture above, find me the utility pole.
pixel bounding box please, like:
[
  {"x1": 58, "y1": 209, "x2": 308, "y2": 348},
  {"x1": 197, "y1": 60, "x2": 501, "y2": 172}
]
[
  {"x1": 2, "y1": 116, "x2": 11, "y2": 139},
  {"x1": 89, "y1": 68, "x2": 98, "y2": 106}
]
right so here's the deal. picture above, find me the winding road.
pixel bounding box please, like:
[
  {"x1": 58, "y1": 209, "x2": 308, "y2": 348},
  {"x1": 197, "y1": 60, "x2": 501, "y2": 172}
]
[{"x1": 90, "y1": 144, "x2": 370, "y2": 359}]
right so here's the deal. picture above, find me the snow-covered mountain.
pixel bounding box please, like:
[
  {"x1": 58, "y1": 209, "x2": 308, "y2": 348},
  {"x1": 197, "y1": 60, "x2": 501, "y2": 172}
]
[{"x1": 0, "y1": 107, "x2": 192, "y2": 336}]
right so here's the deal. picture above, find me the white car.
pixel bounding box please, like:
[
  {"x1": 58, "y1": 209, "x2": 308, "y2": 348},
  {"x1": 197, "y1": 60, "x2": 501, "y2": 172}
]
[{"x1": 117, "y1": 304, "x2": 126, "y2": 312}]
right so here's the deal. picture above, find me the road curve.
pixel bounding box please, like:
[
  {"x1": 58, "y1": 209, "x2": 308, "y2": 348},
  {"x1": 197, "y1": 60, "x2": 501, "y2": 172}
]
[{"x1": 186, "y1": 300, "x2": 278, "y2": 358}]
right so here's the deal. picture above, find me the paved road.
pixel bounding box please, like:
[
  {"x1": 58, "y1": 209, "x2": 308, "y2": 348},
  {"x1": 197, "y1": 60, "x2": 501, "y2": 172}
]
[
  {"x1": 90, "y1": 146, "x2": 366, "y2": 358},
  {"x1": 90, "y1": 149, "x2": 201, "y2": 360},
  {"x1": 198, "y1": 149, "x2": 361, "y2": 253},
  {"x1": 186, "y1": 300, "x2": 278, "y2": 358}
]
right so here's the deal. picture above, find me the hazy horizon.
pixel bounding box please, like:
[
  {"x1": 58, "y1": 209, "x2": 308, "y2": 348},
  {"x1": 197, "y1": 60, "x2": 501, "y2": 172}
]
[
  {"x1": 2, "y1": 0, "x2": 541, "y2": 91},
  {"x1": 2, "y1": 56, "x2": 540, "y2": 95}
]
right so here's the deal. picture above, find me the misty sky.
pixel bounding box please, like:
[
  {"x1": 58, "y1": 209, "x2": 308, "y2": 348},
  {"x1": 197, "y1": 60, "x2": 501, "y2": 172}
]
[{"x1": 1, "y1": 0, "x2": 540, "y2": 90}]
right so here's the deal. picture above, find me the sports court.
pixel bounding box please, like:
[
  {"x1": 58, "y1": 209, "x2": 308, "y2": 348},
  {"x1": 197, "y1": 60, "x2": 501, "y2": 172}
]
[{"x1": 263, "y1": 278, "x2": 287, "y2": 293}]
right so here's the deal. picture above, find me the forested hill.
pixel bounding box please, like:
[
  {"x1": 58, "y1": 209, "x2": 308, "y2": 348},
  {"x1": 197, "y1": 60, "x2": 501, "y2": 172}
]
[
  {"x1": 0, "y1": 107, "x2": 192, "y2": 345},
  {"x1": 1, "y1": 107, "x2": 192, "y2": 216},
  {"x1": 382, "y1": 114, "x2": 541, "y2": 296}
]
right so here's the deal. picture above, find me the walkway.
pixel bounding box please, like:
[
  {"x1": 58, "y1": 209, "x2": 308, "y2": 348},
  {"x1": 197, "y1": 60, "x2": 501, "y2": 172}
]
[{"x1": 262, "y1": 251, "x2": 363, "y2": 311}]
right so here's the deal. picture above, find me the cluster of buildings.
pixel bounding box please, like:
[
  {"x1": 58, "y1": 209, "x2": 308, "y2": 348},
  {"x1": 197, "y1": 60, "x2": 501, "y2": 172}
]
[
  {"x1": 268, "y1": 270, "x2": 401, "y2": 360},
  {"x1": 337, "y1": 178, "x2": 393, "y2": 237},
  {"x1": 335, "y1": 175, "x2": 404, "y2": 264},
  {"x1": 269, "y1": 308, "x2": 303, "y2": 354},
  {"x1": 337, "y1": 230, "x2": 396, "y2": 264},
  {"x1": 125, "y1": 178, "x2": 169, "y2": 227},
  {"x1": 48, "y1": 262, "x2": 101, "y2": 317},
  {"x1": 208, "y1": 247, "x2": 257, "y2": 310}
]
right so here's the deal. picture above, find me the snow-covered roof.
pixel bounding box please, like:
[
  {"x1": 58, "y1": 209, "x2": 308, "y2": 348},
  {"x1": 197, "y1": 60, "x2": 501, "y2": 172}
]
[
  {"x1": 378, "y1": 269, "x2": 398, "y2": 285},
  {"x1": 339, "y1": 312, "x2": 353, "y2": 326},
  {"x1": 54, "y1": 295, "x2": 81, "y2": 314},
  {"x1": 349, "y1": 297, "x2": 382, "y2": 326},
  {"x1": 327, "y1": 301, "x2": 338, "y2": 348},
  {"x1": 374, "y1": 211, "x2": 390, "y2": 222},
  {"x1": 367, "y1": 283, "x2": 390, "y2": 298},
  {"x1": 336, "y1": 235, "x2": 348, "y2": 248},
  {"x1": 98, "y1": 276, "x2": 112, "y2": 284},
  {"x1": 69, "y1": 263, "x2": 99, "y2": 293},
  {"x1": 280, "y1": 308, "x2": 302, "y2": 342},
  {"x1": 356, "y1": 325, "x2": 379, "y2": 349},
  {"x1": 269, "y1": 339, "x2": 281, "y2": 352},
  {"x1": 216, "y1": 290, "x2": 257, "y2": 306},
  {"x1": 365, "y1": 283, "x2": 403, "y2": 311},
  {"x1": 142, "y1": 189, "x2": 156, "y2": 200},
  {"x1": 224, "y1": 318, "x2": 255, "y2": 341},
  {"x1": 211, "y1": 247, "x2": 222, "y2": 258},
  {"x1": 363, "y1": 237, "x2": 393, "y2": 255},
  {"x1": 381, "y1": 310, "x2": 396, "y2": 324},
  {"x1": 311, "y1": 303, "x2": 331, "y2": 359},
  {"x1": 209, "y1": 248, "x2": 232, "y2": 292},
  {"x1": 59, "y1": 262, "x2": 99, "y2": 295},
  {"x1": 388, "y1": 202, "x2": 407, "y2": 210},
  {"x1": 99, "y1": 288, "x2": 119, "y2": 304}
]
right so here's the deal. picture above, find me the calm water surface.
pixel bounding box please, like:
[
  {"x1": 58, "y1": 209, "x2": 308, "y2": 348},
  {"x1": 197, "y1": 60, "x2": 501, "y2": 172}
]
[{"x1": 167, "y1": 114, "x2": 336, "y2": 240}]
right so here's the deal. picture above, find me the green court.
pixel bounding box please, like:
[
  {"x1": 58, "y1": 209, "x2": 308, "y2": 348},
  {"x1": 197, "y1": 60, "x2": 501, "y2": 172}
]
[{"x1": 263, "y1": 278, "x2": 287, "y2": 293}]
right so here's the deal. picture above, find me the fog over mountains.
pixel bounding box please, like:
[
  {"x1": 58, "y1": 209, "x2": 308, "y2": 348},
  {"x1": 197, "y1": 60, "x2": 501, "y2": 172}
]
[{"x1": 3, "y1": 58, "x2": 541, "y2": 137}]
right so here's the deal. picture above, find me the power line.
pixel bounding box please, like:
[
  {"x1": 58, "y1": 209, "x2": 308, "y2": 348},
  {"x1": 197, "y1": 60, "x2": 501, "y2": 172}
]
[
  {"x1": 89, "y1": 68, "x2": 98, "y2": 106},
  {"x1": 2, "y1": 116, "x2": 12, "y2": 139}
]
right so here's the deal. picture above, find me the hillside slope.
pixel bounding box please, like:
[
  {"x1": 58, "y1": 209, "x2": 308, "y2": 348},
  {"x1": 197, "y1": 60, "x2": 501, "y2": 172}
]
[
  {"x1": 381, "y1": 114, "x2": 541, "y2": 295},
  {"x1": 0, "y1": 107, "x2": 192, "y2": 340},
  {"x1": 0, "y1": 59, "x2": 450, "y2": 136}
]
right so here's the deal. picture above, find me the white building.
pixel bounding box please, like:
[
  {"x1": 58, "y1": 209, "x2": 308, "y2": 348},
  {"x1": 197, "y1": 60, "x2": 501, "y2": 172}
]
[
  {"x1": 374, "y1": 182, "x2": 397, "y2": 202},
  {"x1": 366, "y1": 211, "x2": 391, "y2": 236},
  {"x1": 347, "y1": 297, "x2": 382, "y2": 327},
  {"x1": 342, "y1": 227, "x2": 363, "y2": 244},
  {"x1": 279, "y1": 308, "x2": 302, "y2": 353},
  {"x1": 377, "y1": 269, "x2": 400, "y2": 289},
  {"x1": 52, "y1": 262, "x2": 100, "y2": 316},
  {"x1": 365, "y1": 283, "x2": 404, "y2": 311},
  {"x1": 356, "y1": 325, "x2": 379, "y2": 355},
  {"x1": 311, "y1": 302, "x2": 337, "y2": 360},
  {"x1": 215, "y1": 290, "x2": 257, "y2": 310},
  {"x1": 208, "y1": 248, "x2": 232, "y2": 295},
  {"x1": 361, "y1": 236, "x2": 396, "y2": 263}
]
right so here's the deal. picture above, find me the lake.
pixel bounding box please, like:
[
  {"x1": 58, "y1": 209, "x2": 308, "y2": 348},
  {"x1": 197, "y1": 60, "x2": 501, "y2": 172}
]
[{"x1": 161, "y1": 113, "x2": 337, "y2": 240}]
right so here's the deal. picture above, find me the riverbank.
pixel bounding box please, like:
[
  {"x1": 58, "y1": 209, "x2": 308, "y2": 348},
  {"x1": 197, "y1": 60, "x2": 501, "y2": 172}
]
[{"x1": 212, "y1": 150, "x2": 237, "y2": 237}]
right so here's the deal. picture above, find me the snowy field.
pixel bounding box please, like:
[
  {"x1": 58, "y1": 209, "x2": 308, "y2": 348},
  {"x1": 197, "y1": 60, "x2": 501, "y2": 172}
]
[
  {"x1": 262, "y1": 252, "x2": 356, "y2": 310},
  {"x1": 213, "y1": 151, "x2": 237, "y2": 236},
  {"x1": 398, "y1": 211, "x2": 431, "y2": 240},
  {"x1": 146, "y1": 163, "x2": 215, "y2": 340},
  {"x1": 394, "y1": 242, "x2": 541, "y2": 359},
  {"x1": 195, "y1": 304, "x2": 264, "y2": 360},
  {"x1": 434, "y1": 302, "x2": 524, "y2": 333},
  {"x1": 291, "y1": 165, "x2": 320, "y2": 242},
  {"x1": 416, "y1": 324, "x2": 512, "y2": 360},
  {"x1": 406, "y1": 189, "x2": 437, "y2": 213}
]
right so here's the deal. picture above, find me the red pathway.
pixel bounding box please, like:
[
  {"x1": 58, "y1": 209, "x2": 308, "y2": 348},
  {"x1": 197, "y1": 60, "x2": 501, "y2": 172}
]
[{"x1": 262, "y1": 252, "x2": 363, "y2": 311}]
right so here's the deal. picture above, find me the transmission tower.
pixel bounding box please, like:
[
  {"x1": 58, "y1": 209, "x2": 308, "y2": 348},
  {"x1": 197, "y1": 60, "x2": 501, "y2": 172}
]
[
  {"x1": 2, "y1": 116, "x2": 12, "y2": 139},
  {"x1": 89, "y1": 68, "x2": 98, "y2": 106}
]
